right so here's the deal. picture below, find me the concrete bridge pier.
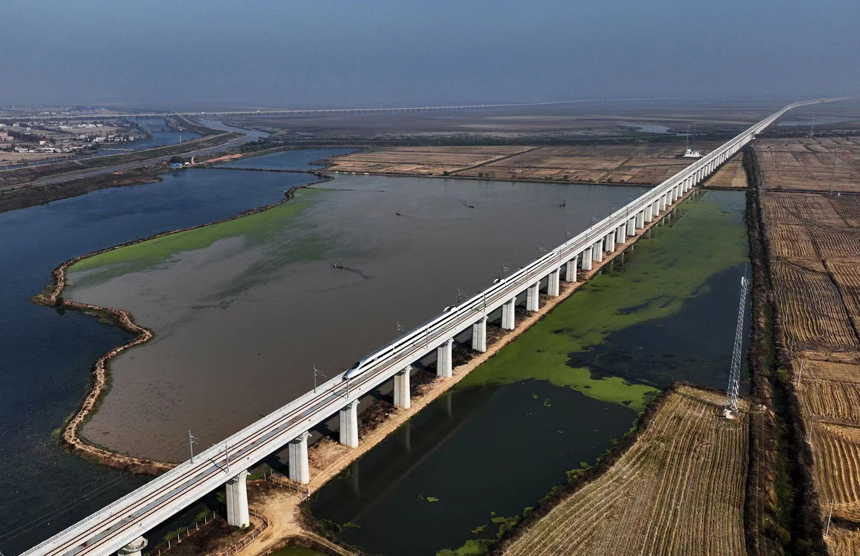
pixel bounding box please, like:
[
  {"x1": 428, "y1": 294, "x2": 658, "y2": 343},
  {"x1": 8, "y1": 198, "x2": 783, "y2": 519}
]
[
  {"x1": 527, "y1": 282, "x2": 540, "y2": 312},
  {"x1": 340, "y1": 400, "x2": 359, "y2": 448},
  {"x1": 564, "y1": 258, "x2": 577, "y2": 282},
  {"x1": 644, "y1": 203, "x2": 654, "y2": 223},
  {"x1": 626, "y1": 216, "x2": 636, "y2": 237},
  {"x1": 288, "y1": 432, "x2": 310, "y2": 484},
  {"x1": 581, "y1": 248, "x2": 593, "y2": 271},
  {"x1": 548, "y1": 268, "x2": 560, "y2": 297},
  {"x1": 436, "y1": 338, "x2": 453, "y2": 377},
  {"x1": 636, "y1": 210, "x2": 645, "y2": 229},
  {"x1": 615, "y1": 225, "x2": 626, "y2": 245},
  {"x1": 605, "y1": 232, "x2": 616, "y2": 253},
  {"x1": 593, "y1": 241, "x2": 604, "y2": 262},
  {"x1": 394, "y1": 366, "x2": 411, "y2": 408},
  {"x1": 501, "y1": 297, "x2": 516, "y2": 330},
  {"x1": 660, "y1": 195, "x2": 668, "y2": 212},
  {"x1": 226, "y1": 470, "x2": 250, "y2": 528},
  {"x1": 472, "y1": 317, "x2": 487, "y2": 353},
  {"x1": 118, "y1": 537, "x2": 148, "y2": 556}
]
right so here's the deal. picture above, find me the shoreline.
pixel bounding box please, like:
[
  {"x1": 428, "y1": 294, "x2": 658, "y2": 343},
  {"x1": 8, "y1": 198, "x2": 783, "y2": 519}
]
[{"x1": 32, "y1": 171, "x2": 332, "y2": 475}]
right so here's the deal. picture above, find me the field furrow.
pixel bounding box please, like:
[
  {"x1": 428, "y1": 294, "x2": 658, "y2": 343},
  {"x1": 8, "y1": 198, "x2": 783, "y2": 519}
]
[{"x1": 504, "y1": 387, "x2": 748, "y2": 556}]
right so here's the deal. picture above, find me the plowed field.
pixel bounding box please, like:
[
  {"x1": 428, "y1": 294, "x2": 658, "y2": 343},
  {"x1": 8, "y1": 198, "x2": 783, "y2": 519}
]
[
  {"x1": 769, "y1": 259, "x2": 859, "y2": 351},
  {"x1": 503, "y1": 386, "x2": 748, "y2": 556},
  {"x1": 755, "y1": 137, "x2": 860, "y2": 193},
  {"x1": 704, "y1": 153, "x2": 748, "y2": 188},
  {"x1": 811, "y1": 423, "x2": 860, "y2": 522},
  {"x1": 826, "y1": 526, "x2": 860, "y2": 556},
  {"x1": 327, "y1": 144, "x2": 721, "y2": 185}
]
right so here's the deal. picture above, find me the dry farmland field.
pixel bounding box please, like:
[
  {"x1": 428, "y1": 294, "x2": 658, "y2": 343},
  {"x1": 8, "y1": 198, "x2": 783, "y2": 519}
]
[
  {"x1": 755, "y1": 137, "x2": 860, "y2": 193},
  {"x1": 760, "y1": 145, "x2": 860, "y2": 545},
  {"x1": 826, "y1": 526, "x2": 860, "y2": 556},
  {"x1": 326, "y1": 143, "x2": 722, "y2": 185},
  {"x1": 503, "y1": 386, "x2": 749, "y2": 556},
  {"x1": 704, "y1": 152, "x2": 748, "y2": 188}
]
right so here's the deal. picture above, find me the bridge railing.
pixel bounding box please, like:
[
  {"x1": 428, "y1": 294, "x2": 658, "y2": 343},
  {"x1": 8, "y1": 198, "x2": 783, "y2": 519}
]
[{"x1": 22, "y1": 96, "x2": 836, "y2": 556}]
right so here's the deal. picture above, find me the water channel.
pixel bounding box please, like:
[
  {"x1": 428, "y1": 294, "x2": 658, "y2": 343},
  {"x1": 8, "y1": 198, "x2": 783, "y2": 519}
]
[{"x1": 99, "y1": 118, "x2": 201, "y2": 154}]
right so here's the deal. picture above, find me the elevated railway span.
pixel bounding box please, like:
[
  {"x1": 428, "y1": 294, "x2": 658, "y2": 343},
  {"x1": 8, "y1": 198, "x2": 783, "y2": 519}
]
[{"x1": 22, "y1": 98, "x2": 834, "y2": 556}]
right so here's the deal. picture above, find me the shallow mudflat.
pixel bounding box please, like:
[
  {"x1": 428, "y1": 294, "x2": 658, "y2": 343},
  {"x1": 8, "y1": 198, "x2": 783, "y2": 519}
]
[{"x1": 65, "y1": 174, "x2": 645, "y2": 460}]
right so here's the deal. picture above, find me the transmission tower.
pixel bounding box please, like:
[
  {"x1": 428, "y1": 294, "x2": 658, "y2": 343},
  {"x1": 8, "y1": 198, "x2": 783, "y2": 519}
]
[{"x1": 725, "y1": 276, "x2": 749, "y2": 419}]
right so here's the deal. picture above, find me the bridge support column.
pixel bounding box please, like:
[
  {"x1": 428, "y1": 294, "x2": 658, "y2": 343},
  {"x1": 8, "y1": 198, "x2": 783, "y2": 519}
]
[
  {"x1": 527, "y1": 282, "x2": 540, "y2": 312},
  {"x1": 660, "y1": 195, "x2": 667, "y2": 211},
  {"x1": 615, "y1": 225, "x2": 626, "y2": 246},
  {"x1": 394, "y1": 366, "x2": 411, "y2": 408},
  {"x1": 548, "y1": 268, "x2": 560, "y2": 297},
  {"x1": 118, "y1": 537, "x2": 148, "y2": 556},
  {"x1": 605, "y1": 232, "x2": 616, "y2": 253},
  {"x1": 593, "y1": 241, "x2": 603, "y2": 263},
  {"x1": 472, "y1": 317, "x2": 487, "y2": 353},
  {"x1": 436, "y1": 338, "x2": 453, "y2": 378},
  {"x1": 636, "y1": 210, "x2": 645, "y2": 229},
  {"x1": 501, "y1": 297, "x2": 516, "y2": 330},
  {"x1": 226, "y1": 470, "x2": 250, "y2": 528},
  {"x1": 645, "y1": 203, "x2": 654, "y2": 223},
  {"x1": 288, "y1": 432, "x2": 310, "y2": 484},
  {"x1": 581, "y1": 248, "x2": 593, "y2": 271},
  {"x1": 626, "y1": 217, "x2": 636, "y2": 237},
  {"x1": 564, "y1": 258, "x2": 577, "y2": 282},
  {"x1": 340, "y1": 400, "x2": 359, "y2": 447}
]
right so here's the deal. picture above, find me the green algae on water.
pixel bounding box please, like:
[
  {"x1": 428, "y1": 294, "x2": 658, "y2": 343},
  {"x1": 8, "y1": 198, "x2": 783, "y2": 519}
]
[
  {"x1": 68, "y1": 188, "x2": 330, "y2": 281},
  {"x1": 457, "y1": 191, "x2": 747, "y2": 411}
]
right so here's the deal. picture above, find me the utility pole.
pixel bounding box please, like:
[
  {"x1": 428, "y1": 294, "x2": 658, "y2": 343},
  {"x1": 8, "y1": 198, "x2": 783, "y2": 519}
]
[
  {"x1": 224, "y1": 442, "x2": 230, "y2": 474},
  {"x1": 313, "y1": 366, "x2": 325, "y2": 393},
  {"x1": 797, "y1": 360, "x2": 804, "y2": 387},
  {"x1": 830, "y1": 148, "x2": 839, "y2": 196},
  {"x1": 824, "y1": 499, "x2": 834, "y2": 537},
  {"x1": 188, "y1": 430, "x2": 199, "y2": 463},
  {"x1": 725, "y1": 275, "x2": 749, "y2": 419}
]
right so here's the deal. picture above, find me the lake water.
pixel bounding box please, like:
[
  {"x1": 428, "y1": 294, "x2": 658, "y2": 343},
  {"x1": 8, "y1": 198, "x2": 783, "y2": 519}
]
[
  {"x1": 64, "y1": 175, "x2": 647, "y2": 461},
  {"x1": 309, "y1": 190, "x2": 750, "y2": 555},
  {"x1": 0, "y1": 150, "x2": 331, "y2": 555},
  {"x1": 222, "y1": 148, "x2": 357, "y2": 170}
]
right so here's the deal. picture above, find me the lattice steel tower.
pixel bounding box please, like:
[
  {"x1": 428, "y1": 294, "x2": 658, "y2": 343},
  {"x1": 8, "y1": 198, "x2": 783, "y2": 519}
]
[{"x1": 725, "y1": 276, "x2": 749, "y2": 419}]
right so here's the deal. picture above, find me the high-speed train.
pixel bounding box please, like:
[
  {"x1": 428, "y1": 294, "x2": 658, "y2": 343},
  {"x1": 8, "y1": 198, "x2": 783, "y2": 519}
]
[{"x1": 341, "y1": 250, "x2": 559, "y2": 382}]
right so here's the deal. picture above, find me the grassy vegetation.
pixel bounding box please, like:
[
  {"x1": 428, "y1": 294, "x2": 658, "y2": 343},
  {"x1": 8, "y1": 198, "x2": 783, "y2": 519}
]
[
  {"x1": 68, "y1": 188, "x2": 329, "y2": 283},
  {"x1": 457, "y1": 191, "x2": 748, "y2": 411}
]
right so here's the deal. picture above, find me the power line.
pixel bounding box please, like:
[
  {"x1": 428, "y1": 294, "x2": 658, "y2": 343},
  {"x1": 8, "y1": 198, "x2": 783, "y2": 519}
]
[{"x1": 724, "y1": 275, "x2": 749, "y2": 419}]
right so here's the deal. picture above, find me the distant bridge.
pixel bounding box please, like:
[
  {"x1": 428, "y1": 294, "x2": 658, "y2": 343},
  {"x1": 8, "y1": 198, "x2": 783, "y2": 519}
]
[
  {"x1": 11, "y1": 96, "x2": 694, "y2": 121},
  {"x1": 21, "y1": 98, "x2": 833, "y2": 556}
]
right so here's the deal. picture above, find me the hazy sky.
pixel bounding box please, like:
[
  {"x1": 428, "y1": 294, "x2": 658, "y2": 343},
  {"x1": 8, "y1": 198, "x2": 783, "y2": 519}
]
[{"x1": 2, "y1": 0, "x2": 858, "y2": 108}]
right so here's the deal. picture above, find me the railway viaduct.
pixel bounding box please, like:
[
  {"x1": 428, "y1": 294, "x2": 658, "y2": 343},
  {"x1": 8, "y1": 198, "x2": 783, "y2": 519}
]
[{"x1": 22, "y1": 98, "x2": 834, "y2": 556}]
